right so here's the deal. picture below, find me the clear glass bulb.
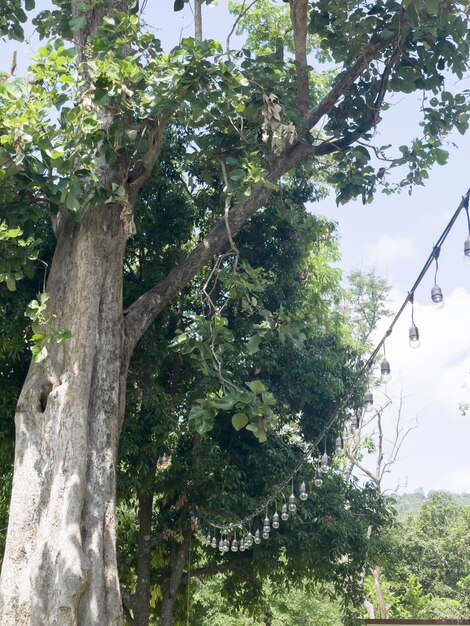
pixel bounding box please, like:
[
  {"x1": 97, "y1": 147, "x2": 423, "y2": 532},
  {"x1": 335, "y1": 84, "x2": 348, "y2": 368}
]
[
  {"x1": 254, "y1": 530, "x2": 261, "y2": 544},
  {"x1": 272, "y1": 512, "x2": 280, "y2": 528},
  {"x1": 231, "y1": 539, "x2": 238, "y2": 552},
  {"x1": 299, "y1": 481, "x2": 308, "y2": 501},
  {"x1": 211, "y1": 537, "x2": 217, "y2": 548},
  {"x1": 246, "y1": 532, "x2": 253, "y2": 546},
  {"x1": 262, "y1": 531, "x2": 270, "y2": 540},
  {"x1": 321, "y1": 452, "x2": 329, "y2": 473}
]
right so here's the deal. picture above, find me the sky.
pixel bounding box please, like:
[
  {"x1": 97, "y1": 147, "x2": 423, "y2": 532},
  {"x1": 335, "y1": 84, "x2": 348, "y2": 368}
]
[{"x1": 3, "y1": 0, "x2": 470, "y2": 494}]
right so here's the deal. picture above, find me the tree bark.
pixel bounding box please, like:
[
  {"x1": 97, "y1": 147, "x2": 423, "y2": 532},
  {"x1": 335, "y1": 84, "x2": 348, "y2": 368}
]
[
  {"x1": 159, "y1": 529, "x2": 191, "y2": 626},
  {"x1": 133, "y1": 492, "x2": 154, "y2": 626},
  {"x1": 0, "y1": 205, "x2": 129, "y2": 625}
]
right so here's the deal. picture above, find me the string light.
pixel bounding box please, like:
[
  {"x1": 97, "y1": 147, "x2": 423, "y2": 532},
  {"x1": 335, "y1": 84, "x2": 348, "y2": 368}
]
[
  {"x1": 335, "y1": 436, "x2": 344, "y2": 456},
  {"x1": 380, "y1": 344, "x2": 391, "y2": 383},
  {"x1": 408, "y1": 293, "x2": 421, "y2": 349},
  {"x1": 431, "y1": 247, "x2": 444, "y2": 309},
  {"x1": 281, "y1": 502, "x2": 289, "y2": 521},
  {"x1": 191, "y1": 188, "x2": 470, "y2": 557},
  {"x1": 364, "y1": 391, "x2": 374, "y2": 412}
]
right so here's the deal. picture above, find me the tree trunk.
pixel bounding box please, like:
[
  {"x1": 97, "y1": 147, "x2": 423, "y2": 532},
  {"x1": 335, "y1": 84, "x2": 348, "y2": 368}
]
[
  {"x1": 0, "y1": 204, "x2": 128, "y2": 625},
  {"x1": 372, "y1": 565, "x2": 388, "y2": 619},
  {"x1": 159, "y1": 528, "x2": 191, "y2": 626},
  {"x1": 133, "y1": 492, "x2": 154, "y2": 626}
]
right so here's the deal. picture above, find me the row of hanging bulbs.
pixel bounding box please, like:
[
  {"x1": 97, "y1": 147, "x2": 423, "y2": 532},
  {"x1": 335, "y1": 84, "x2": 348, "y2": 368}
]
[
  {"x1": 194, "y1": 191, "x2": 470, "y2": 556},
  {"x1": 193, "y1": 439, "x2": 345, "y2": 553}
]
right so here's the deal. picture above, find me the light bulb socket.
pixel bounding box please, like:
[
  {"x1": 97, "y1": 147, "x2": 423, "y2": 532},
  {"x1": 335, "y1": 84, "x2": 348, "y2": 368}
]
[
  {"x1": 409, "y1": 323, "x2": 420, "y2": 348},
  {"x1": 364, "y1": 391, "x2": 374, "y2": 412},
  {"x1": 272, "y1": 512, "x2": 280, "y2": 527},
  {"x1": 380, "y1": 358, "x2": 391, "y2": 382},
  {"x1": 299, "y1": 481, "x2": 308, "y2": 500},
  {"x1": 321, "y1": 452, "x2": 329, "y2": 472},
  {"x1": 431, "y1": 284, "x2": 444, "y2": 309},
  {"x1": 335, "y1": 436, "x2": 344, "y2": 455},
  {"x1": 464, "y1": 236, "x2": 470, "y2": 261}
]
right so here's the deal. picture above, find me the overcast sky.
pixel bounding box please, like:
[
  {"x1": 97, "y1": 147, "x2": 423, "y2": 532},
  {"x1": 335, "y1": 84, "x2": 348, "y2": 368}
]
[{"x1": 3, "y1": 0, "x2": 470, "y2": 494}]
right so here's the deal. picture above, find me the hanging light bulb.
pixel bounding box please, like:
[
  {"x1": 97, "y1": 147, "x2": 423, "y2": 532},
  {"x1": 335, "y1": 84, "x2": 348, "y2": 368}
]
[
  {"x1": 464, "y1": 235, "x2": 470, "y2": 263},
  {"x1": 231, "y1": 537, "x2": 238, "y2": 552},
  {"x1": 211, "y1": 536, "x2": 217, "y2": 549},
  {"x1": 263, "y1": 513, "x2": 270, "y2": 533},
  {"x1": 262, "y1": 530, "x2": 270, "y2": 539},
  {"x1": 321, "y1": 452, "x2": 329, "y2": 473},
  {"x1": 335, "y1": 436, "x2": 344, "y2": 456},
  {"x1": 239, "y1": 538, "x2": 245, "y2": 552},
  {"x1": 223, "y1": 537, "x2": 230, "y2": 552},
  {"x1": 246, "y1": 531, "x2": 253, "y2": 546},
  {"x1": 272, "y1": 511, "x2": 280, "y2": 528},
  {"x1": 281, "y1": 502, "x2": 289, "y2": 521},
  {"x1": 288, "y1": 493, "x2": 297, "y2": 513},
  {"x1": 380, "y1": 358, "x2": 391, "y2": 383},
  {"x1": 299, "y1": 481, "x2": 308, "y2": 501},
  {"x1": 254, "y1": 529, "x2": 261, "y2": 544},
  {"x1": 314, "y1": 467, "x2": 323, "y2": 488},
  {"x1": 351, "y1": 411, "x2": 361, "y2": 434},
  {"x1": 431, "y1": 284, "x2": 445, "y2": 309},
  {"x1": 408, "y1": 293, "x2": 421, "y2": 349},
  {"x1": 409, "y1": 323, "x2": 420, "y2": 348},
  {"x1": 364, "y1": 391, "x2": 374, "y2": 412},
  {"x1": 218, "y1": 537, "x2": 224, "y2": 552}
]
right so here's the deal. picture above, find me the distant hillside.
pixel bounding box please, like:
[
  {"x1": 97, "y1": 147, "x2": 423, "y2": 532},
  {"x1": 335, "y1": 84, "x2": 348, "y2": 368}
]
[{"x1": 392, "y1": 489, "x2": 470, "y2": 517}]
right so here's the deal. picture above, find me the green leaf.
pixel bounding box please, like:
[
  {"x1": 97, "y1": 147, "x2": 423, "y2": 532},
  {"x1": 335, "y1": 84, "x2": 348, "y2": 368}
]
[
  {"x1": 32, "y1": 345, "x2": 48, "y2": 363},
  {"x1": 69, "y1": 15, "x2": 87, "y2": 31},
  {"x1": 257, "y1": 430, "x2": 267, "y2": 443},
  {"x1": 232, "y1": 412, "x2": 249, "y2": 431},
  {"x1": 246, "y1": 334, "x2": 261, "y2": 354},
  {"x1": 25, "y1": 0, "x2": 35, "y2": 9},
  {"x1": 6, "y1": 276, "x2": 16, "y2": 291},
  {"x1": 246, "y1": 380, "x2": 266, "y2": 394},
  {"x1": 174, "y1": 0, "x2": 185, "y2": 10}
]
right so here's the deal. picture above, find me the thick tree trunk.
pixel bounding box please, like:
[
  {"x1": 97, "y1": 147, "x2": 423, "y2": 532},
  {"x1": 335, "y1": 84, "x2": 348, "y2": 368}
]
[
  {"x1": 0, "y1": 204, "x2": 128, "y2": 625},
  {"x1": 159, "y1": 529, "x2": 191, "y2": 626}
]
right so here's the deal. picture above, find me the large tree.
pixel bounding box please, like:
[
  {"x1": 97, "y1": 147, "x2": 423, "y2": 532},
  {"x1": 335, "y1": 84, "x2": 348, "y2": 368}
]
[{"x1": 0, "y1": 0, "x2": 469, "y2": 624}]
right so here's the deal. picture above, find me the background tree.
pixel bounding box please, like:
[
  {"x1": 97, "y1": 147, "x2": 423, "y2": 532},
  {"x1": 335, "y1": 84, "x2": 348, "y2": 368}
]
[{"x1": 0, "y1": 0, "x2": 469, "y2": 624}]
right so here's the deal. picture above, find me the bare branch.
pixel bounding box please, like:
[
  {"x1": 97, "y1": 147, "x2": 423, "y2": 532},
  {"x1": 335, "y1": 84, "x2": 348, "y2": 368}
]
[{"x1": 227, "y1": 0, "x2": 258, "y2": 52}]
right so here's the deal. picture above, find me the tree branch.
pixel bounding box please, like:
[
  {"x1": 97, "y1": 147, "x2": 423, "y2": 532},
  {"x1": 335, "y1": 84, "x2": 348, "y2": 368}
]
[
  {"x1": 123, "y1": 27, "x2": 407, "y2": 353},
  {"x1": 289, "y1": 0, "x2": 309, "y2": 114}
]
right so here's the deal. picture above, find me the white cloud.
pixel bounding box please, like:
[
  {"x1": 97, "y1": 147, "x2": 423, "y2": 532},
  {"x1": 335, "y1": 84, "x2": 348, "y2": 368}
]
[{"x1": 362, "y1": 235, "x2": 417, "y2": 268}]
